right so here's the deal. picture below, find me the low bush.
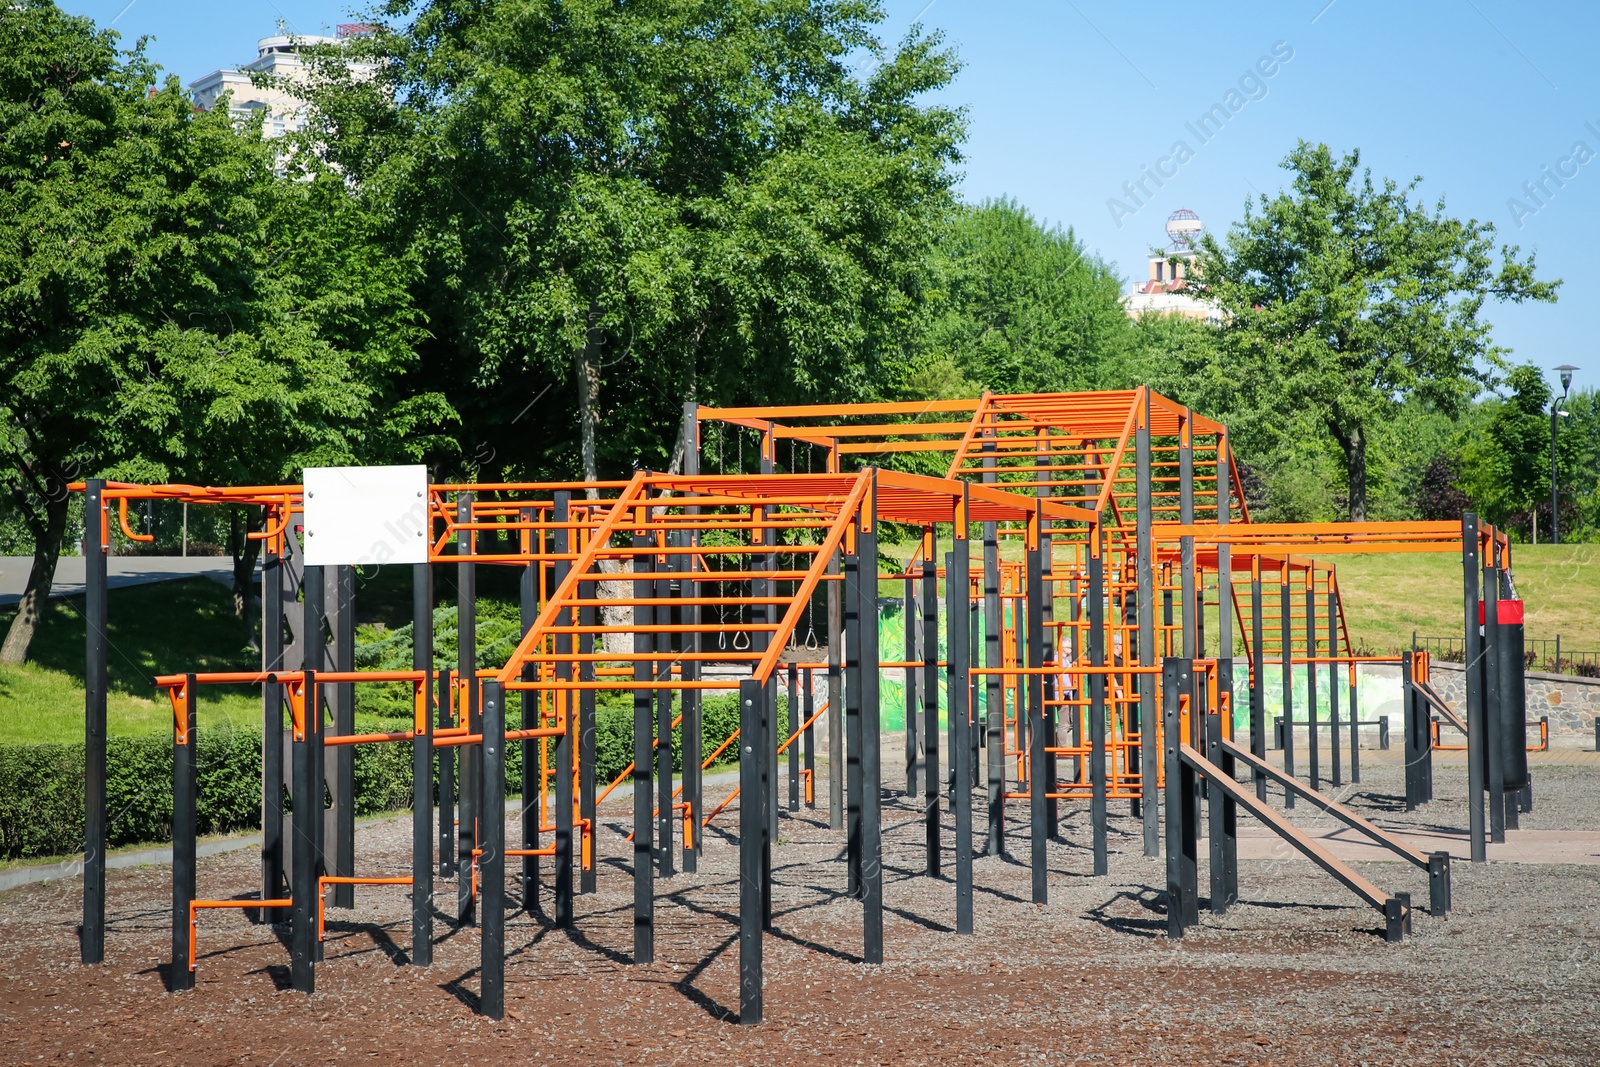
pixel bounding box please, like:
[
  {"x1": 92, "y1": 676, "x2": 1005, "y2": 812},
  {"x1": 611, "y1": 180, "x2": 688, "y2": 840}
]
[{"x1": 0, "y1": 695, "x2": 773, "y2": 861}]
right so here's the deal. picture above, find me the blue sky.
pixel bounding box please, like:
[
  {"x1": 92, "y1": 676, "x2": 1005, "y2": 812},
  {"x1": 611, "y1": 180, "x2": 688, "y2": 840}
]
[{"x1": 66, "y1": 0, "x2": 1598, "y2": 396}]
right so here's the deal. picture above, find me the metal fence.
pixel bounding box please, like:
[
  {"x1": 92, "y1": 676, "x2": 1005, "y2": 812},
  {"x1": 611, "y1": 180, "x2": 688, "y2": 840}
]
[{"x1": 1412, "y1": 632, "x2": 1600, "y2": 674}]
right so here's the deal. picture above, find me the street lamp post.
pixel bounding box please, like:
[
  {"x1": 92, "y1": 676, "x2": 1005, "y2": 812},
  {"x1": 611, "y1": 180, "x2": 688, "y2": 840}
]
[{"x1": 1552, "y1": 364, "x2": 1577, "y2": 545}]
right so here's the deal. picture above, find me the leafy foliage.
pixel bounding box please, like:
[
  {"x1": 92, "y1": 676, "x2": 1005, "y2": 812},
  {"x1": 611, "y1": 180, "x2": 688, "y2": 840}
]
[{"x1": 1191, "y1": 142, "x2": 1560, "y2": 520}]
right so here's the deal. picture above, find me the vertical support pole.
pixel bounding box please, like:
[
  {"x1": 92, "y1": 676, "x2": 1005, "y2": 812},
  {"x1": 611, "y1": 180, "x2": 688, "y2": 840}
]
[
  {"x1": 1135, "y1": 395, "x2": 1158, "y2": 857},
  {"x1": 303, "y1": 571, "x2": 327, "y2": 965},
  {"x1": 1089, "y1": 516, "x2": 1108, "y2": 876},
  {"x1": 738, "y1": 677, "x2": 764, "y2": 1024},
  {"x1": 290, "y1": 661, "x2": 322, "y2": 993},
  {"x1": 948, "y1": 486, "x2": 973, "y2": 932},
  {"x1": 553, "y1": 496, "x2": 575, "y2": 923},
  {"x1": 803, "y1": 667, "x2": 816, "y2": 809},
  {"x1": 1212, "y1": 659, "x2": 1238, "y2": 911},
  {"x1": 1250, "y1": 557, "x2": 1266, "y2": 800},
  {"x1": 788, "y1": 661, "x2": 801, "y2": 812},
  {"x1": 923, "y1": 530, "x2": 940, "y2": 876},
  {"x1": 1463, "y1": 515, "x2": 1486, "y2": 863},
  {"x1": 832, "y1": 543, "x2": 844, "y2": 831},
  {"x1": 1402, "y1": 651, "x2": 1423, "y2": 811},
  {"x1": 1280, "y1": 561, "x2": 1295, "y2": 809},
  {"x1": 1026, "y1": 513, "x2": 1048, "y2": 905},
  {"x1": 656, "y1": 535, "x2": 675, "y2": 878},
  {"x1": 261, "y1": 523, "x2": 286, "y2": 924},
  {"x1": 519, "y1": 507, "x2": 539, "y2": 914},
  {"x1": 832, "y1": 547, "x2": 844, "y2": 831},
  {"x1": 1349, "y1": 656, "x2": 1361, "y2": 784},
  {"x1": 171, "y1": 676, "x2": 197, "y2": 991},
  {"x1": 983, "y1": 443, "x2": 1005, "y2": 855},
  {"x1": 411, "y1": 561, "x2": 434, "y2": 966},
  {"x1": 1179, "y1": 412, "x2": 1194, "y2": 660},
  {"x1": 456, "y1": 492, "x2": 478, "y2": 926},
  {"x1": 844, "y1": 535, "x2": 863, "y2": 897},
  {"x1": 1040, "y1": 528, "x2": 1058, "y2": 842},
  {"x1": 1329, "y1": 580, "x2": 1342, "y2": 787},
  {"x1": 1305, "y1": 568, "x2": 1319, "y2": 792},
  {"x1": 1217, "y1": 428, "x2": 1234, "y2": 733},
  {"x1": 1162, "y1": 658, "x2": 1197, "y2": 937},
  {"x1": 632, "y1": 529, "x2": 655, "y2": 963},
  {"x1": 681, "y1": 404, "x2": 704, "y2": 872},
  {"x1": 478, "y1": 681, "x2": 505, "y2": 1021},
  {"x1": 579, "y1": 580, "x2": 598, "y2": 894},
  {"x1": 438, "y1": 668, "x2": 454, "y2": 878},
  {"x1": 1484, "y1": 545, "x2": 1505, "y2": 844},
  {"x1": 331, "y1": 565, "x2": 355, "y2": 909},
  {"x1": 82, "y1": 478, "x2": 107, "y2": 965},
  {"x1": 905, "y1": 571, "x2": 920, "y2": 797},
  {"x1": 681, "y1": 531, "x2": 702, "y2": 872},
  {"x1": 859, "y1": 472, "x2": 883, "y2": 964}
]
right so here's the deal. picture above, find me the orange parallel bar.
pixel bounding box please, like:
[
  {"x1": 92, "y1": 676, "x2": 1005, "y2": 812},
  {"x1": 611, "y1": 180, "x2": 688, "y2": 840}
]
[
  {"x1": 189, "y1": 898, "x2": 293, "y2": 971},
  {"x1": 700, "y1": 399, "x2": 979, "y2": 420}
]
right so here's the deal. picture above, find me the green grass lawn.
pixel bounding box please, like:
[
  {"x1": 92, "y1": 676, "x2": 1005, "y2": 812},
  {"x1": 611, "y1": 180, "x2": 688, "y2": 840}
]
[
  {"x1": 1333, "y1": 543, "x2": 1600, "y2": 653},
  {"x1": 0, "y1": 577, "x2": 264, "y2": 745}
]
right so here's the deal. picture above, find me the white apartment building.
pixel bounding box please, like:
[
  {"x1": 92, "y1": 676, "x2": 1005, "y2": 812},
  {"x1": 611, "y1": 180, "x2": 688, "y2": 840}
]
[{"x1": 189, "y1": 25, "x2": 376, "y2": 138}]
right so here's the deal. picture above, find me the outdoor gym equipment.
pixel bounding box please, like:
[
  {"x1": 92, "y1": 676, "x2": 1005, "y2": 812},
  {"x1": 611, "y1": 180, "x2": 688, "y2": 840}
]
[{"x1": 68, "y1": 387, "x2": 1531, "y2": 1025}]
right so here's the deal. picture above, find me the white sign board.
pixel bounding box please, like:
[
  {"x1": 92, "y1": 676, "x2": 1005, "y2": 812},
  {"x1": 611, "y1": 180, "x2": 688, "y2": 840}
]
[{"x1": 302, "y1": 465, "x2": 429, "y2": 567}]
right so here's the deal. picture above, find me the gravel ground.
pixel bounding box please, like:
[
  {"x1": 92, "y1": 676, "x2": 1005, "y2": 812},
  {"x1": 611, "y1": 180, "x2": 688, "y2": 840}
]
[{"x1": 2, "y1": 758, "x2": 1596, "y2": 1066}]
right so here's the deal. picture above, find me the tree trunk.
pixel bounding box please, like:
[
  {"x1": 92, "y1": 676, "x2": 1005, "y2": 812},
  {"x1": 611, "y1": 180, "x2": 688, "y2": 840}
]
[
  {"x1": 575, "y1": 304, "x2": 603, "y2": 500},
  {"x1": 228, "y1": 506, "x2": 265, "y2": 651},
  {"x1": 1343, "y1": 424, "x2": 1368, "y2": 522},
  {"x1": 0, "y1": 492, "x2": 69, "y2": 665}
]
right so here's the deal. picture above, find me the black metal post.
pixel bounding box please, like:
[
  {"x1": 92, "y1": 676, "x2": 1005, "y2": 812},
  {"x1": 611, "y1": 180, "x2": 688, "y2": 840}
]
[
  {"x1": 1280, "y1": 563, "x2": 1295, "y2": 809},
  {"x1": 82, "y1": 478, "x2": 107, "y2": 964},
  {"x1": 632, "y1": 530, "x2": 655, "y2": 963},
  {"x1": 290, "y1": 665, "x2": 321, "y2": 994},
  {"x1": 553, "y1": 496, "x2": 575, "y2": 923},
  {"x1": 738, "y1": 677, "x2": 764, "y2": 1024},
  {"x1": 983, "y1": 480, "x2": 1005, "y2": 856},
  {"x1": 1026, "y1": 519, "x2": 1048, "y2": 904},
  {"x1": 844, "y1": 541, "x2": 863, "y2": 897},
  {"x1": 1463, "y1": 515, "x2": 1486, "y2": 862},
  {"x1": 828, "y1": 545, "x2": 844, "y2": 831},
  {"x1": 519, "y1": 507, "x2": 539, "y2": 913},
  {"x1": 656, "y1": 537, "x2": 675, "y2": 879},
  {"x1": 412, "y1": 562, "x2": 434, "y2": 966},
  {"x1": 1328, "y1": 584, "x2": 1342, "y2": 787},
  {"x1": 479, "y1": 681, "x2": 505, "y2": 1020},
  {"x1": 948, "y1": 499, "x2": 973, "y2": 932},
  {"x1": 302, "y1": 569, "x2": 327, "y2": 965},
  {"x1": 456, "y1": 492, "x2": 478, "y2": 926},
  {"x1": 579, "y1": 582, "x2": 598, "y2": 894},
  {"x1": 261, "y1": 530, "x2": 286, "y2": 924},
  {"x1": 438, "y1": 669, "x2": 454, "y2": 878},
  {"x1": 331, "y1": 566, "x2": 355, "y2": 910},
  {"x1": 171, "y1": 676, "x2": 198, "y2": 991},
  {"x1": 1484, "y1": 550, "x2": 1505, "y2": 844},
  {"x1": 859, "y1": 474, "x2": 883, "y2": 963},
  {"x1": 788, "y1": 661, "x2": 801, "y2": 812},
  {"x1": 1250, "y1": 560, "x2": 1266, "y2": 800},
  {"x1": 1088, "y1": 518, "x2": 1108, "y2": 876},
  {"x1": 1305, "y1": 571, "x2": 1319, "y2": 792},
  {"x1": 1162, "y1": 659, "x2": 1197, "y2": 937},
  {"x1": 905, "y1": 571, "x2": 919, "y2": 797},
  {"x1": 1135, "y1": 397, "x2": 1158, "y2": 856},
  {"x1": 681, "y1": 530, "x2": 702, "y2": 871},
  {"x1": 803, "y1": 667, "x2": 816, "y2": 809},
  {"x1": 923, "y1": 535, "x2": 940, "y2": 875}
]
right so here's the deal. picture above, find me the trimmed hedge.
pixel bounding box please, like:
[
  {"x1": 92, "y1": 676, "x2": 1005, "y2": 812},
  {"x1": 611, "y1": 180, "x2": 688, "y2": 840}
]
[{"x1": 0, "y1": 696, "x2": 775, "y2": 861}]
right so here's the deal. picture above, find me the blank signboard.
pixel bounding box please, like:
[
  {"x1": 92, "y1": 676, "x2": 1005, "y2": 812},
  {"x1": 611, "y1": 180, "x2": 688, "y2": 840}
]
[{"x1": 302, "y1": 465, "x2": 429, "y2": 567}]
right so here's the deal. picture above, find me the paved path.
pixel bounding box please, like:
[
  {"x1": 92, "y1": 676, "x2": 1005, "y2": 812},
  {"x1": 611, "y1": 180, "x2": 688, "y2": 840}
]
[{"x1": 0, "y1": 555, "x2": 245, "y2": 607}]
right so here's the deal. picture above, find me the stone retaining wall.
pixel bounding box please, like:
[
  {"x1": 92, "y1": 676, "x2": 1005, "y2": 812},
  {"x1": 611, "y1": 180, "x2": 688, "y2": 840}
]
[{"x1": 1428, "y1": 661, "x2": 1599, "y2": 742}]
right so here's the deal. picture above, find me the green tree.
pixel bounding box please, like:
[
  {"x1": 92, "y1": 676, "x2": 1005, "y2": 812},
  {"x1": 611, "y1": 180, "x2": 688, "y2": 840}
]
[
  {"x1": 299, "y1": 0, "x2": 964, "y2": 487},
  {"x1": 0, "y1": 3, "x2": 444, "y2": 661},
  {"x1": 914, "y1": 198, "x2": 1131, "y2": 396},
  {"x1": 1192, "y1": 142, "x2": 1559, "y2": 520},
  {"x1": 1457, "y1": 364, "x2": 1574, "y2": 539}
]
